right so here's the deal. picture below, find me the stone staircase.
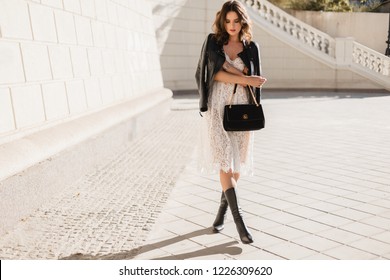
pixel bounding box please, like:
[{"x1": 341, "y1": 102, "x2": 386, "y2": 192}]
[{"x1": 241, "y1": 0, "x2": 390, "y2": 91}]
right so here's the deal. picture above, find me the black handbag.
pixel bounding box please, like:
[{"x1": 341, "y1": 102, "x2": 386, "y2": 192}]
[{"x1": 223, "y1": 85, "x2": 265, "y2": 131}]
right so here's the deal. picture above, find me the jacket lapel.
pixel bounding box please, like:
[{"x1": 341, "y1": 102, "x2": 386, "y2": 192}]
[{"x1": 238, "y1": 40, "x2": 251, "y2": 72}]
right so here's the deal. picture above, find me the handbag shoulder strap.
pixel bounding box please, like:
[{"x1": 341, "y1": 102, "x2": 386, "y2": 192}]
[
  {"x1": 228, "y1": 84, "x2": 259, "y2": 108},
  {"x1": 245, "y1": 41, "x2": 261, "y2": 103},
  {"x1": 228, "y1": 84, "x2": 238, "y2": 107}
]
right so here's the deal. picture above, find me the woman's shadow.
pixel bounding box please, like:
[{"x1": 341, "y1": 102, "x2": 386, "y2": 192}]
[{"x1": 61, "y1": 227, "x2": 242, "y2": 260}]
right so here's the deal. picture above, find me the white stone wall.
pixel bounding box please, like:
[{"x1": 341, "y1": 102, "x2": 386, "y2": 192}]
[
  {"x1": 291, "y1": 11, "x2": 389, "y2": 54},
  {"x1": 0, "y1": 0, "x2": 164, "y2": 140}
]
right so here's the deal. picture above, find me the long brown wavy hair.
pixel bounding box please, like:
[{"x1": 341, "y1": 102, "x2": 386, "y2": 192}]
[{"x1": 213, "y1": 0, "x2": 253, "y2": 45}]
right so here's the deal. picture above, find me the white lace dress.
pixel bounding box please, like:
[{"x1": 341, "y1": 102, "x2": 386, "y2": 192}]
[{"x1": 198, "y1": 55, "x2": 254, "y2": 175}]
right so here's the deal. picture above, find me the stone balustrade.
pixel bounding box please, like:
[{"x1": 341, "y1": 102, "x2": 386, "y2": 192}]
[
  {"x1": 353, "y1": 42, "x2": 390, "y2": 77},
  {"x1": 241, "y1": 0, "x2": 390, "y2": 89},
  {"x1": 242, "y1": 0, "x2": 335, "y2": 56}
]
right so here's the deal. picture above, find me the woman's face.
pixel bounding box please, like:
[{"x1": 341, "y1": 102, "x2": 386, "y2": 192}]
[{"x1": 224, "y1": 11, "x2": 242, "y2": 38}]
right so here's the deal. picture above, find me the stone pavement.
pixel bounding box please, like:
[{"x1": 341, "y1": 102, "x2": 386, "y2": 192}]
[
  {"x1": 1, "y1": 91, "x2": 390, "y2": 259},
  {"x1": 0, "y1": 108, "x2": 199, "y2": 259}
]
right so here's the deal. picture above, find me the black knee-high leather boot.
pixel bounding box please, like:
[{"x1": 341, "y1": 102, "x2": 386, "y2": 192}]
[
  {"x1": 224, "y1": 187, "x2": 253, "y2": 244},
  {"x1": 212, "y1": 191, "x2": 228, "y2": 232}
]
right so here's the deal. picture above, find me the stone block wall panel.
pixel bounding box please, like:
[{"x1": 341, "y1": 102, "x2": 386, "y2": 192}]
[
  {"x1": 21, "y1": 43, "x2": 52, "y2": 82},
  {"x1": 0, "y1": 0, "x2": 33, "y2": 40},
  {"x1": 84, "y1": 77, "x2": 102, "y2": 109},
  {"x1": 0, "y1": 88, "x2": 15, "y2": 134},
  {"x1": 63, "y1": 0, "x2": 81, "y2": 14},
  {"x1": 0, "y1": 42, "x2": 25, "y2": 84},
  {"x1": 70, "y1": 47, "x2": 90, "y2": 78},
  {"x1": 65, "y1": 80, "x2": 88, "y2": 114},
  {"x1": 41, "y1": 0, "x2": 63, "y2": 9},
  {"x1": 42, "y1": 82, "x2": 69, "y2": 121},
  {"x1": 11, "y1": 85, "x2": 45, "y2": 129},
  {"x1": 48, "y1": 45, "x2": 73, "y2": 79},
  {"x1": 54, "y1": 10, "x2": 77, "y2": 44},
  {"x1": 29, "y1": 3, "x2": 58, "y2": 42}
]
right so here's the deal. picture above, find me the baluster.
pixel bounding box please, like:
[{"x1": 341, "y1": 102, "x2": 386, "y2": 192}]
[
  {"x1": 301, "y1": 27, "x2": 309, "y2": 45},
  {"x1": 363, "y1": 51, "x2": 369, "y2": 68},
  {"x1": 262, "y1": 1, "x2": 268, "y2": 18},
  {"x1": 281, "y1": 16, "x2": 288, "y2": 33},
  {"x1": 366, "y1": 53, "x2": 371, "y2": 69},
  {"x1": 288, "y1": 20, "x2": 295, "y2": 37},
  {"x1": 310, "y1": 33, "x2": 318, "y2": 51},
  {"x1": 322, "y1": 38, "x2": 329, "y2": 54},
  {"x1": 258, "y1": 2, "x2": 266, "y2": 18},
  {"x1": 310, "y1": 32, "x2": 316, "y2": 49},
  {"x1": 376, "y1": 57, "x2": 382, "y2": 74},
  {"x1": 375, "y1": 57, "x2": 380, "y2": 73},
  {"x1": 302, "y1": 27, "x2": 309, "y2": 44},
  {"x1": 360, "y1": 51, "x2": 366, "y2": 67},
  {"x1": 304, "y1": 30, "x2": 310, "y2": 46},
  {"x1": 269, "y1": 9, "x2": 275, "y2": 25},
  {"x1": 352, "y1": 46, "x2": 358, "y2": 64},
  {"x1": 370, "y1": 55, "x2": 377, "y2": 71},
  {"x1": 295, "y1": 25, "x2": 303, "y2": 42},
  {"x1": 368, "y1": 55, "x2": 372, "y2": 70},
  {"x1": 316, "y1": 35, "x2": 323, "y2": 52},
  {"x1": 367, "y1": 53, "x2": 372, "y2": 69},
  {"x1": 310, "y1": 31, "x2": 316, "y2": 48},
  {"x1": 256, "y1": 0, "x2": 261, "y2": 11},
  {"x1": 263, "y1": 5, "x2": 269, "y2": 22},
  {"x1": 289, "y1": 21, "x2": 296, "y2": 38},
  {"x1": 383, "y1": 59, "x2": 390, "y2": 76},
  {"x1": 354, "y1": 47, "x2": 362, "y2": 65},
  {"x1": 357, "y1": 49, "x2": 363, "y2": 66},
  {"x1": 381, "y1": 58, "x2": 387, "y2": 75},
  {"x1": 275, "y1": 13, "x2": 282, "y2": 28},
  {"x1": 354, "y1": 47, "x2": 360, "y2": 65}
]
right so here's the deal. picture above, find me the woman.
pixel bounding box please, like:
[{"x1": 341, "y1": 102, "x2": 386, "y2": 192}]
[{"x1": 195, "y1": 0, "x2": 266, "y2": 244}]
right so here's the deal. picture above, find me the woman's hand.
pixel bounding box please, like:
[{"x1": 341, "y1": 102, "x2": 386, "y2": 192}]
[{"x1": 245, "y1": 75, "x2": 267, "y2": 88}]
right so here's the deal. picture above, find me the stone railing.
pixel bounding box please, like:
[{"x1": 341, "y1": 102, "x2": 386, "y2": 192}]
[
  {"x1": 352, "y1": 42, "x2": 390, "y2": 77},
  {"x1": 241, "y1": 0, "x2": 335, "y2": 56},
  {"x1": 241, "y1": 0, "x2": 390, "y2": 88}
]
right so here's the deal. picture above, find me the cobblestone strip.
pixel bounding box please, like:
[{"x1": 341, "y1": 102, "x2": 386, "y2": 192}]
[{"x1": 0, "y1": 110, "x2": 199, "y2": 259}]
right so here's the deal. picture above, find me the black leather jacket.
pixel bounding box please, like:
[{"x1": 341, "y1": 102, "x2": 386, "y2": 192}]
[{"x1": 195, "y1": 33, "x2": 262, "y2": 112}]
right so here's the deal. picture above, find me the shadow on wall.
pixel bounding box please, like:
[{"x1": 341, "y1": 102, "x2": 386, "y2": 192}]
[{"x1": 151, "y1": 2, "x2": 186, "y2": 53}]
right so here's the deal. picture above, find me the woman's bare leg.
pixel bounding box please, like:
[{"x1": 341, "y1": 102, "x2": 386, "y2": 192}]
[
  {"x1": 219, "y1": 169, "x2": 237, "y2": 191},
  {"x1": 233, "y1": 172, "x2": 240, "y2": 183}
]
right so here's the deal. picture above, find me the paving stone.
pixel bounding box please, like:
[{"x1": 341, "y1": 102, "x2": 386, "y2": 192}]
[{"x1": 0, "y1": 110, "x2": 199, "y2": 259}]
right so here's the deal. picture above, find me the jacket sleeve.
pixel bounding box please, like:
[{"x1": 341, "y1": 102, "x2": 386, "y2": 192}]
[
  {"x1": 195, "y1": 34, "x2": 210, "y2": 112},
  {"x1": 252, "y1": 41, "x2": 262, "y2": 102},
  {"x1": 255, "y1": 42, "x2": 262, "y2": 76}
]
